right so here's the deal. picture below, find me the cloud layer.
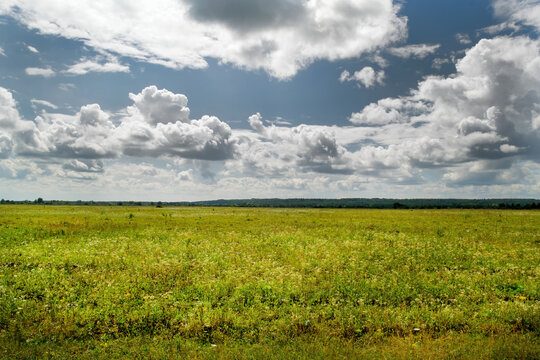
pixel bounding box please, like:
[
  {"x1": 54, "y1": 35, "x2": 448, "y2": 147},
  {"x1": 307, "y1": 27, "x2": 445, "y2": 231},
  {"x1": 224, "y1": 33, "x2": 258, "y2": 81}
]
[
  {"x1": 1, "y1": 32, "x2": 540, "y2": 194},
  {"x1": 0, "y1": 86, "x2": 235, "y2": 165},
  {"x1": 1, "y1": 0, "x2": 406, "y2": 79},
  {"x1": 2, "y1": 1, "x2": 540, "y2": 199}
]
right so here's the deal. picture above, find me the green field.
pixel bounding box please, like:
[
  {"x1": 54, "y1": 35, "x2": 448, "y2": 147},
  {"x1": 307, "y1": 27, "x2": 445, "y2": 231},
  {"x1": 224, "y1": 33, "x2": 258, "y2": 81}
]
[{"x1": 0, "y1": 206, "x2": 538, "y2": 359}]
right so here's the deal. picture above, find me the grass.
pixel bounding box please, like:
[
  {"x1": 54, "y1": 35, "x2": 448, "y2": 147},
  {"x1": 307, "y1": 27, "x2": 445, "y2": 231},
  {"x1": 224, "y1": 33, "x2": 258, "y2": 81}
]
[{"x1": 0, "y1": 206, "x2": 538, "y2": 359}]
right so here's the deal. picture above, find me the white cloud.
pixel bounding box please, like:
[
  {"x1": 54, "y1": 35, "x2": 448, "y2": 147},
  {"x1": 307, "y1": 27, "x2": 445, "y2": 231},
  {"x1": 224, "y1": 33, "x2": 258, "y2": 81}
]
[
  {"x1": 64, "y1": 56, "x2": 130, "y2": 75},
  {"x1": 387, "y1": 44, "x2": 440, "y2": 59},
  {"x1": 27, "y1": 45, "x2": 39, "y2": 53},
  {"x1": 30, "y1": 99, "x2": 58, "y2": 110},
  {"x1": 432, "y1": 57, "x2": 451, "y2": 70},
  {"x1": 455, "y1": 33, "x2": 472, "y2": 45},
  {"x1": 2, "y1": 32, "x2": 540, "y2": 196},
  {"x1": 238, "y1": 113, "x2": 354, "y2": 175},
  {"x1": 0, "y1": 46, "x2": 5, "y2": 56},
  {"x1": 442, "y1": 159, "x2": 527, "y2": 187},
  {"x1": 177, "y1": 169, "x2": 193, "y2": 182},
  {"x1": 348, "y1": 35, "x2": 540, "y2": 185},
  {"x1": 1, "y1": 85, "x2": 236, "y2": 164},
  {"x1": 25, "y1": 67, "x2": 55, "y2": 77},
  {"x1": 349, "y1": 98, "x2": 429, "y2": 126},
  {"x1": 0, "y1": 87, "x2": 21, "y2": 129},
  {"x1": 0, "y1": 0, "x2": 407, "y2": 79},
  {"x1": 493, "y1": 0, "x2": 540, "y2": 32},
  {"x1": 339, "y1": 67, "x2": 385, "y2": 88},
  {"x1": 128, "y1": 86, "x2": 190, "y2": 125},
  {"x1": 59, "y1": 83, "x2": 76, "y2": 91},
  {"x1": 477, "y1": 22, "x2": 520, "y2": 36}
]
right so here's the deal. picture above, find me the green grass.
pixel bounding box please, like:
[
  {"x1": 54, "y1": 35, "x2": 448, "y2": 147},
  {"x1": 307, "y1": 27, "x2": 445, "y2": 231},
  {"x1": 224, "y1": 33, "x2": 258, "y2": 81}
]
[{"x1": 0, "y1": 206, "x2": 538, "y2": 359}]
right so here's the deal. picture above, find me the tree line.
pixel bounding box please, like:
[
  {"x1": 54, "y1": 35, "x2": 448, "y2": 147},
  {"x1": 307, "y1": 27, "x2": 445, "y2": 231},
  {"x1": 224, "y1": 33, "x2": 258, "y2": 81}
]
[{"x1": 1, "y1": 198, "x2": 539, "y2": 209}]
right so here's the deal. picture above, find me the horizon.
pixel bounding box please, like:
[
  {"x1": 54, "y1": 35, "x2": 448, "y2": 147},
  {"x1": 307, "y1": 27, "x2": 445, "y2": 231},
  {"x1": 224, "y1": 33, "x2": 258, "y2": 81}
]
[
  {"x1": 1, "y1": 0, "x2": 540, "y2": 201},
  {"x1": 3, "y1": 197, "x2": 539, "y2": 205}
]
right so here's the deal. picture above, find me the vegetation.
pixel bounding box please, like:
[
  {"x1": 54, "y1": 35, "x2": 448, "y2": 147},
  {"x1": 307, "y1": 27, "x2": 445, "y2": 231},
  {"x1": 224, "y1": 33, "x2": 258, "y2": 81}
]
[
  {"x1": 0, "y1": 206, "x2": 538, "y2": 359},
  {"x1": 1, "y1": 197, "x2": 540, "y2": 209}
]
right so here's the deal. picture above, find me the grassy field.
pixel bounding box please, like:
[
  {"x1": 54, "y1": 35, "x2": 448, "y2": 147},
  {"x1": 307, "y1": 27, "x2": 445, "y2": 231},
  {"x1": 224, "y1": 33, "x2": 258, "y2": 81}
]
[{"x1": 0, "y1": 206, "x2": 538, "y2": 359}]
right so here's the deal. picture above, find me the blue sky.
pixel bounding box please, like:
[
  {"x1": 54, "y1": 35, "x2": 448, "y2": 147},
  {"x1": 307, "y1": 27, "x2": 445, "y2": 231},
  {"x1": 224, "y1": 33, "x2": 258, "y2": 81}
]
[{"x1": 0, "y1": 0, "x2": 539, "y2": 201}]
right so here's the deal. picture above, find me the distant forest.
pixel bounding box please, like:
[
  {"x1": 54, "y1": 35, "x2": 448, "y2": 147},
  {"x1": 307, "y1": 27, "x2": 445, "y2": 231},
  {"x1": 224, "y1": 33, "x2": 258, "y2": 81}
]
[{"x1": 2, "y1": 198, "x2": 540, "y2": 209}]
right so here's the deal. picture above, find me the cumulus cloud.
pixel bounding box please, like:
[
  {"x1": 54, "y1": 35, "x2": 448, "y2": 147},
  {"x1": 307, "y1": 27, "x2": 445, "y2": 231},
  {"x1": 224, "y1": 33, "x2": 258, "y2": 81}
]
[
  {"x1": 350, "y1": 98, "x2": 429, "y2": 126},
  {"x1": 348, "y1": 35, "x2": 540, "y2": 185},
  {"x1": 339, "y1": 67, "x2": 385, "y2": 88},
  {"x1": 0, "y1": 87, "x2": 21, "y2": 129},
  {"x1": 0, "y1": 46, "x2": 5, "y2": 56},
  {"x1": 27, "y1": 45, "x2": 39, "y2": 53},
  {"x1": 128, "y1": 86, "x2": 190, "y2": 125},
  {"x1": 64, "y1": 56, "x2": 130, "y2": 75},
  {"x1": 0, "y1": 0, "x2": 407, "y2": 79},
  {"x1": 0, "y1": 85, "x2": 236, "y2": 167},
  {"x1": 387, "y1": 44, "x2": 440, "y2": 59},
  {"x1": 239, "y1": 113, "x2": 353, "y2": 175},
  {"x1": 25, "y1": 67, "x2": 55, "y2": 77},
  {"x1": 3, "y1": 31, "x2": 540, "y2": 192}
]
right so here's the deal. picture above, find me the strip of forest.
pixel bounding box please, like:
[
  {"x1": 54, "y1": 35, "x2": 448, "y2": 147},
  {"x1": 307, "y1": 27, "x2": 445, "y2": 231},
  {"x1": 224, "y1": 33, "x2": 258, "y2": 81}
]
[{"x1": 3, "y1": 198, "x2": 540, "y2": 209}]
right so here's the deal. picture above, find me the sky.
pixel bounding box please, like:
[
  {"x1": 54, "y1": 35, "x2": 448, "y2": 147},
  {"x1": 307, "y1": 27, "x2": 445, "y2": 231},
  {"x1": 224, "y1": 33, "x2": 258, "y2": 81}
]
[{"x1": 0, "y1": 0, "x2": 539, "y2": 201}]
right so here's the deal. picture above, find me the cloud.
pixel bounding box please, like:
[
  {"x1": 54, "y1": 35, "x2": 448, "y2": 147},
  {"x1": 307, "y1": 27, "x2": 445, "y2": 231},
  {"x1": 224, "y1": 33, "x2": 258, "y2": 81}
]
[
  {"x1": 432, "y1": 57, "x2": 451, "y2": 70},
  {"x1": 347, "y1": 35, "x2": 540, "y2": 185},
  {"x1": 350, "y1": 98, "x2": 429, "y2": 126},
  {"x1": 25, "y1": 67, "x2": 55, "y2": 77},
  {"x1": 387, "y1": 44, "x2": 440, "y2": 59},
  {"x1": 64, "y1": 56, "x2": 130, "y2": 75},
  {"x1": 0, "y1": 85, "x2": 236, "y2": 165},
  {"x1": 128, "y1": 86, "x2": 190, "y2": 125},
  {"x1": 13, "y1": 103, "x2": 118, "y2": 159},
  {"x1": 0, "y1": 0, "x2": 407, "y2": 79},
  {"x1": 30, "y1": 99, "x2": 58, "y2": 110},
  {"x1": 477, "y1": 22, "x2": 520, "y2": 36},
  {"x1": 62, "y1": 159, "x2": 104, "y2": 173},
  {"x1": 185, "y1": 0, "x2": 305, "y2": 33},
  {"x1": 455, "y1": 33, "x2": 472, "y2": 45},
  {"x1": 0, "y1": 87, "x2": 21, "y2": 129},
  {"x1": 493, "y1": 0, "x2": 540, "y2": 32},
  {"x1": 442, "y1": 159, "x2": 528, "y2": 187},
  {"x1": 27, "y1": 45, "x2": 39, "y2": 53},
  {"x1": 339, "y1": 67, "x2": 385, "y2": 88},
  {"x1": 3, "y1": 32, "x2": 540, "y2": 192},
  {"x1": 240, "y1": 113, "x2": 353, "y2": 175},
  {"x1": 0, "y1": 158, "x2": 45, "y2": 179},
  {"x1": 117, "y1": 113, "x2": 235, "y2": 160},
  {"x1": 177, "y1": 169, "x2": 193, "y2": 182},
  {"x1": 0, "y1": 46, "x2": 5, "y2": 56},
  {"x1": 59, "y1": 83, "x2": 76, "y2": 91}
]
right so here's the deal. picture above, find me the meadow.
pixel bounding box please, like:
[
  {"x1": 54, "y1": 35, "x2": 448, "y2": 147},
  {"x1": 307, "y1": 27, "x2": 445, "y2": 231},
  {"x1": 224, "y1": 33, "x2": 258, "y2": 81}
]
[{"x1": 0, "y1": 205, "x2": 538, "y2": 359}]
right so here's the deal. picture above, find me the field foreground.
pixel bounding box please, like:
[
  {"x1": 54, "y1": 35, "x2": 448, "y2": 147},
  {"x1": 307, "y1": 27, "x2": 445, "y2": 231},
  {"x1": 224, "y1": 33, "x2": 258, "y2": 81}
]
[{"x1": 0, "y1": 206, "x2": 538, "y2": 359}]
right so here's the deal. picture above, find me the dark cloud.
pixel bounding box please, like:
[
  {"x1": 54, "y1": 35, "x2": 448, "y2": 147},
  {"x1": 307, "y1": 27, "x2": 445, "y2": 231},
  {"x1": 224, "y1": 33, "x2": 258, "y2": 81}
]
[{"x1": 185, "y1": 0, "x2": 305, "y2": 32}]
